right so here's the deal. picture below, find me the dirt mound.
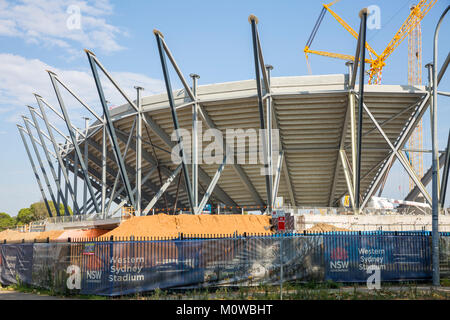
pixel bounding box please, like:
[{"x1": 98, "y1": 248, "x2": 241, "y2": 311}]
[
  {"x1": 306, "y1": 223, "x2": 350, "y2": 233},
  {"x1": 0, "y1": 229, "x2": 64, "y2": 242},
  {"x1": 56, "y1": 228, "x2": 109, "y2": 240},
  {"x1": 0, "y1": 229, "x2": 22, "y2": 242},
  {"x1": 100, "y1": 214, "x2": 272, "y2": 239}
]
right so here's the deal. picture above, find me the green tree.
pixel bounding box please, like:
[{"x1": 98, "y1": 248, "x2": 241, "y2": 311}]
[
  {"x1": 30, "y1": 201, "x2": 72, "y2": 219},
  {"x1": 16, "y1": 208, "x2": 34, "y2": 225},
  {"x1": 0, "y1": 212, "x2": 16, "y2": 230},
  {"x1": 16, "y1": 201, "x2": 73, "y2": 225}
]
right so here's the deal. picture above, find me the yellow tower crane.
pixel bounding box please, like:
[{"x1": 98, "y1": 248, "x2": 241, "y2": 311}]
[{"x1": 304, "y1": 0, "x2": 438, "y2": 84}]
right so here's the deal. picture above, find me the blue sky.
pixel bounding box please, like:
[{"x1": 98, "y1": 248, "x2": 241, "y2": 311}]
[{"x1": 0, "y1": 0, "x2": 449, "y2": 215}]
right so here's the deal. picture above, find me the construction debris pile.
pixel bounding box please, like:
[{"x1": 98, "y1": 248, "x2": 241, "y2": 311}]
[
  {"x1": 306, "y1": 223, "x2": 350, "y2": 233},
  {"x1": 0, "y1": 228, "x2": 108, "y2": 242},
  {"x1": 100, "y1": 214, "x2": 273, "y2": 239},
  {"x1": 0, "y1": 214, "x2": 273, "y2": 242},
  {"x1": 0, "y1": 229, "x2": 64, "y2": 242}
]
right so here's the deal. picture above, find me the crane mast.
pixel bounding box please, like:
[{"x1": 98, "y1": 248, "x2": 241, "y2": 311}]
[
  {"x1": 304, "y1": 0, "x2": 437, "y2": 84},
  {"x1": 407, "y1": 8, "x2": 424, "y2": 193}
]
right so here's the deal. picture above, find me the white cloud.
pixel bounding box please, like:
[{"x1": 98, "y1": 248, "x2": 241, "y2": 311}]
[
  {"x1": 0, "y1": 0, "x2": 125, "y2": 54},
  {"x1": 0, "y1": 53, "x2": 165, "y2": 127}
]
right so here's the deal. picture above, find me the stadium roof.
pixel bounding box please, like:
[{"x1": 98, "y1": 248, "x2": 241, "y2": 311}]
[{"x1": 69, "y1": 73, "x2": 429, "y2": 212}]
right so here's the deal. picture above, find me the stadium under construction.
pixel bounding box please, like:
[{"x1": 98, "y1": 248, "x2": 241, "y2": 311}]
[
  {"x1": 12, "y1": 9, "x2": 450, "y2": 234},
  {"x1": 1, "y1": 4, "x2": 450, "y2": 294}
]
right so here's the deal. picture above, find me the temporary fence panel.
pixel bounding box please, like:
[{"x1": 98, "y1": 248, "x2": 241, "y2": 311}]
[
  {"x1": 440, "y1": 236, "x2": 450, "y2": 278},
  {"x1": 30, "y1": 243, "x2": 73, "y2": 293},
  {"x1": 0, "y1": 233, "x2": 449, "y2": 296},
  {"x1": 0, "y1": 243, "x2": 33, "y2": 285},
  {"x1": 68, "y1": 235, "x2": 323, "y2": 296}
]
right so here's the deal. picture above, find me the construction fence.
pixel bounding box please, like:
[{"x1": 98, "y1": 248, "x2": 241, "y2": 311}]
[{"x1": 0, "y1": 231, "x2": 450, "y2": 296}]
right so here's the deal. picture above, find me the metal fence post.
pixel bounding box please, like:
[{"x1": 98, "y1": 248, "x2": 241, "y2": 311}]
[
  {"x1": 280, "y1": 233, "x2": 283, "y2": 300},
  {"x1": 431, "y1": 5, "x2": 450, "y2": 287}
]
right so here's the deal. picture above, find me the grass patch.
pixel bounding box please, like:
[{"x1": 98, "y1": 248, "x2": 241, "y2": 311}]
[
  {"x1": 2, "y1": 282, "x2": 108, "y2": 300},
  {"x1": 441, "y1": 278, "x2": 450, "y2": 286},
  {"x1": 2, "y1": 281, "x2": 449, "y2": 300}
]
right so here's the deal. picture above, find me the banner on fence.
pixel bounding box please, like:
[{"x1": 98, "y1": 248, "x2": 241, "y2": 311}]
[
  {"x1": 0, "y1": 243, "x2": 33, "y2": 285},
  {"x1": 324, "y1": 234, "x2": 432, "y2": 282},
  {"x1": 31, "y1": 243, "x2": 72, "y2": 292},
  {"x1": 0, "y1": 233, "x2": 447, "y2": 296},
  {"x1": 440, "y1": 237, "x2": 450, "y2": 278},
  {"x1": 70, "y1": 236, "x2": 323, "y2": 296}
]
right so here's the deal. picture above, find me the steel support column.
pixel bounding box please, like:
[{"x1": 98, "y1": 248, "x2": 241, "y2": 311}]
[
  {"x1": 437, "y1": 51, "x2": 450, "y2": 85},
  {"x1": 154, "y1": 30, "x2": 194, "y2": 213},
  {"x1": 355, "y1": 9, "x2": 368, "y2": 213},
  {"x1": 359, "y1": 100, "x2": 432, "y2": 204},
  {"x1": 272, "y1": 151, "x2": 284, "y2": 208},
  {"x1": 48, "y1": 71, "x2": 100, "y2": 213},
  {"x1": 360, "y1": 93, "x2": 430, "y2": 209},
  {"x1": 106, "y1": 118, "x2": 137, "y2": 215},
  {"x1": 190, "y1": 74, "x2": 200, "y2": 215},
  {"x1": 17, "y1": 126, "x2": 53, "y2": 217},
  {"x1": 141, "y1": 112, "x2": 239, "y2": 209},
  {"x1": 196, "y1": 156, "x2": 227, "y2": 215},
  {"x1": 34, "y1": 95, "x2": 81, "y2": 214},
  {"x1": 431, "y1": 5, "x2": 449, "y2": 287},
  {"x1": 135, "y1": 86, "x2": 144, "y2": 216},
  {"x1": 340, "y1": 149, "x2": 356, "y2": 208},
  {"x1": 73, "y1": 133, "x2": 79, "y2": 212},
  {"x1": 249, "y1": 15, "x2": 272, "y2": 214},
  {"x1": 22, "y1": 115, "x2": 64, "y2": 216},
  {"x1": 142, "y1": 164, "x2": 182, "y2": 215},
  {"x1": 101, "y1": 121, "x2": 107, "y2": 218},
  {"x1": 86, "y1": 136, "x2": 173, "y2": 207},
  {"x1": 405, "y1": 152, "x2": 447, "y2": 202},
  {"x1": 266, "y1": 64, "x2": 274, "y2": 210},
  {"x1": 85, "y1": 50, "x2": 136, "y2": 210},
  {"x1": 330, "y1": 96, "x2": 355, "y2": 209},
  {"x1": 82, "y1": 118, "x2": 90, "y2": 215},
  {"x1": 28, "y1": 120, "x2": 69, "y2": 217},
  {"x1": 349, "y1": 92, "x2": 357, "y2": 196},
  {"x1": 197, "y1": 105, "x2": 264, "y2": 207},
  {"x1": 56, "y1": 162, "x2": 61, "y2": 215},
  {"x1": 108, "y1": 166, "x2": 157, "y2": 218},
  {"x1": 270, "y1": 99, "x2": 297, "y2": 207},
  {"x1": 441, "y1": 129, "x2": 450, "y2": 206}
]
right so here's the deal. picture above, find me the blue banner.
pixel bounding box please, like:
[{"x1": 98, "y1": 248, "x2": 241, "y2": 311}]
[
  {"x1": 324, "y1": 234, "x2": 431, "y2": 282},
  {"x1": 0, "y1": 233, "x2": 445, "y2": 296},
  {"x1": 0, "y1": 243, "x2": 33, "y2": 285}
]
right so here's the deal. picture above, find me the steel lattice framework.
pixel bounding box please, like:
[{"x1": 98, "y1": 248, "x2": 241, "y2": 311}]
[{"x1": 16, "y1": 14, "x2": 450, "y2": 219}]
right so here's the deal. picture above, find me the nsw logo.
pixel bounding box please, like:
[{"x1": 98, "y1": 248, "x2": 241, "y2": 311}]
[
  {"x1": 329, "y1": 247, "x2": 349, "y2": 271},
  {"x1": 86, "y1": 270, "x2": 102, "y2": 282}
]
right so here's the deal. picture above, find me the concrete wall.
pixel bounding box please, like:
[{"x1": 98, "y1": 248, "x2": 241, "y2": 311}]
[
  {"x1": 44, "y1": 218, "x2": 121, "y2": 231},
  {"x1": 294, "y1": 214, "x2": 450, "y2": 232}
]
